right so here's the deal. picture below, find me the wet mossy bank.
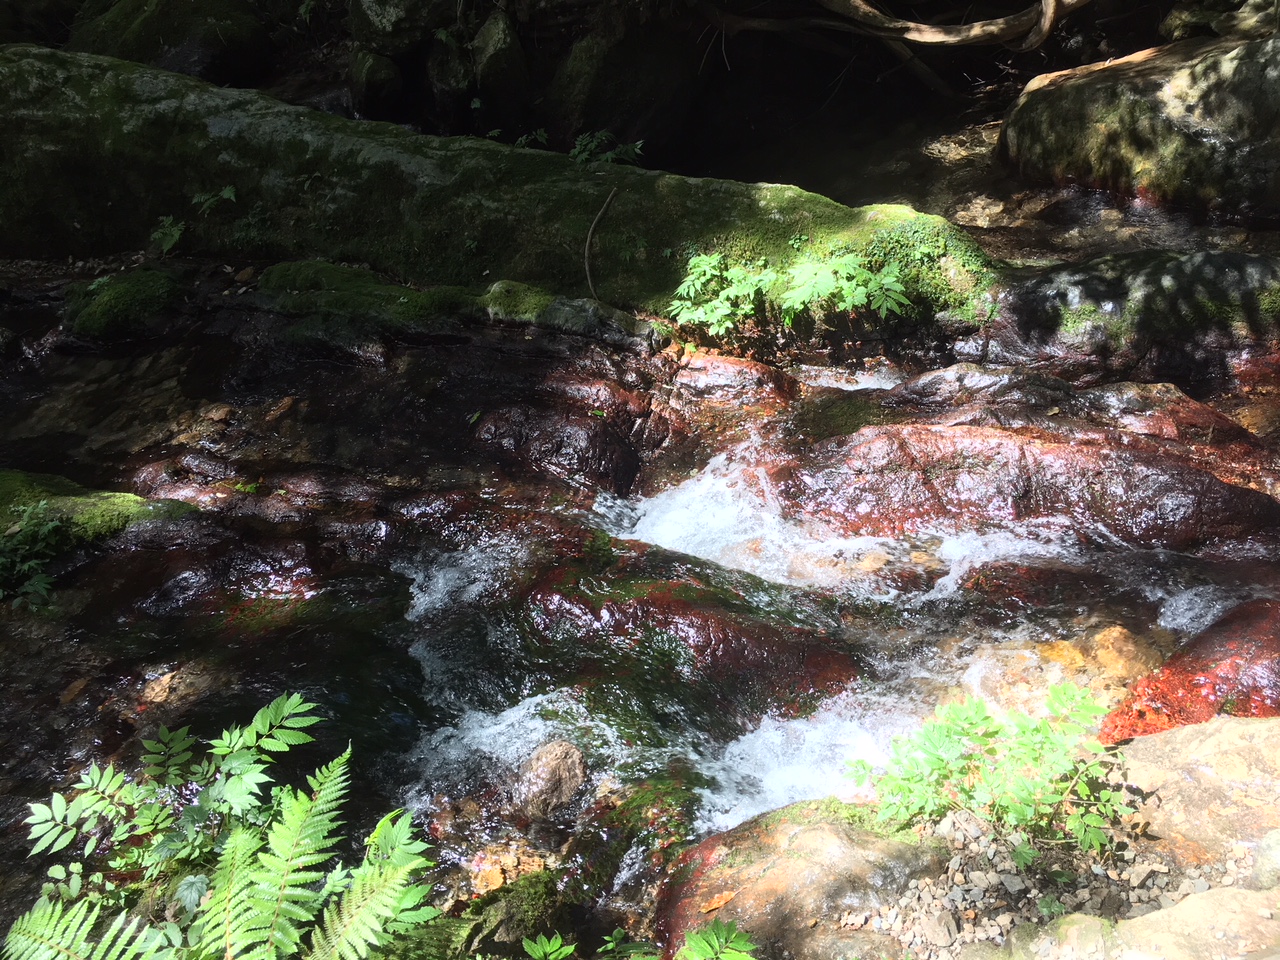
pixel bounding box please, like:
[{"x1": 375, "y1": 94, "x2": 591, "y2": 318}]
[{"x1": 0, "y1": 46, "x2": 991, "y2": 321}]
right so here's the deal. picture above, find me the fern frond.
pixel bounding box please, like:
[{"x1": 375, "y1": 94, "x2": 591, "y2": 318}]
[
  {"x1": 249, "y1": 749, "x2": 350, "y2": 959},
  {"x1": 3, "y1": 899, "x2": 161, "y2": 960},
  {"x1": 303, "y1": 865, "x2": 414, "y2": 960},
  {"x1": 190, "y1": 827, "x2": 264, "y2": 960}
]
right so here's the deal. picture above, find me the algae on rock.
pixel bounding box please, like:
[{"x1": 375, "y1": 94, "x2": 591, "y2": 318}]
[{"x1": 0, "y1": 469, "x2": 189, "y2": 542}]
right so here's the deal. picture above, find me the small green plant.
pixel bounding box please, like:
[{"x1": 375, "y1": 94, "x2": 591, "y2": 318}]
[
  {"x1": 515, "y1": 129, "x2": 549, "y2": 149},
  {"x1": 0, "y1": 501, "x2": 65, "y2": 609},
  {"x1": 523, "y1": 932, "x2": 575, "y2": 960},
  {"x1": 778, "y1": 253, "x2": 909, "y2": 325},
  {"x1": 192, "y1": 185, "x2": 236, "y2": 218},
  {"x1": 569, "y1": 131, "x2": 644, "y2": 165},
  {"x1": 149, "y1": 216, "x2": 184, "y2": 256},
  {"x1": 848, "y1": 684, "x2": 1133, "y2": 867},
  {"x1": 598, "y1": 929, "x2": 658, "y2": 960},
  {"x1": 667, "y1": 250, "x2": 909, "y2": 338},
  {"x1": 1036, "y1": 894, "x2": 1069, "y2": 918},
  {"x1": 676, "y1": 920, "x2": 757, "y2": 960},
  {"x1": 667, "y1": 253, "x2": 777, "y2": 336},
  {"x1": 5, "y1": 693, "x2": 438, "y2": 960}
]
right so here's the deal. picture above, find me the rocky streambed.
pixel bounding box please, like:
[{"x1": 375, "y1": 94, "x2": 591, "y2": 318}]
[
  {"x1": 4, "y1": 245, "x2": 1280, "y2": 959},
  {"x1": 5, "y1": 27, "x2": 1280, "y2": 960}
]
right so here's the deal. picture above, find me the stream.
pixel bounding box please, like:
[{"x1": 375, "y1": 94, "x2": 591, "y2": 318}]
[{"x1": 3, "y1": 111, "x2": 1280, "y2": 940}]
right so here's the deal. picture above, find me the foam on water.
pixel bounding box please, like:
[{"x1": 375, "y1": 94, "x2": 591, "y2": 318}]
[
  {"x1": 693, "y1": 688, "x2": 927, "y2": 834},
  {"x1": 918, "y1": 529, "x2": 1084, "y2": 601},
  {"x1": 405, "y1": 684, "x2": 931, "y2": 837},
  {"x1": 600, "y1": 453, "x2": 1083, "y2": 599},
  {"x1": 395, "y1": 536, "x2": 529, "y2": 621},
  {"x1": 597, "y1": 454, "x2": 897, "y2": 591}
]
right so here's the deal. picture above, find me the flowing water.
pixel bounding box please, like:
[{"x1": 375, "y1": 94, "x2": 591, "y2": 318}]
[{"x1": 4, "y1": 114, "x2": 1280, "y2": 935}]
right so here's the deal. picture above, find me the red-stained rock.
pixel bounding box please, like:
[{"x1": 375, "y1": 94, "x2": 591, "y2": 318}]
[
  {"x1": 475, "y1": 406, "x2": 642, "y2": 494},
  {"x1": 523, "y1": 560, "x2": 858, "y2": 725},
  {"x1": 655, "y1": 800, "x2": 945, "y2": 960},
  {"x1": 1100, "y1": 599, "x2": 1280, "y2": 743},
  {"x1": 781, "y1": 423, "x2": 1280, "y2": 550},
  {"x1": 674, "y1": 351, "x2": 799, "y2": 404}
]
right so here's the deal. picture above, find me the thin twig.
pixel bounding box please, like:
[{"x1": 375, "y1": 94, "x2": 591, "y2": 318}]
[{"x1": 585, "y1": 186, "x2": 618, "y2": 301}]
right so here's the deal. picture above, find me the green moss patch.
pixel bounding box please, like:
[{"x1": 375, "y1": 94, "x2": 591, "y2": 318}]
[
  {"x1": 256, "y1": 260, "x2": 477, "y2": 352},
  {"x1": 64, "y1": 269, "x2": 180, "y2": 339},
  {"x1": 0, "y1": 469, "x2": 192, "y2": 542}
]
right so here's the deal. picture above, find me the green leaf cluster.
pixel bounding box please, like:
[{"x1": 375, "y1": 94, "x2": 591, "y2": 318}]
[
  {"x1": 848, "y1": 684, "x2": 1133, "y2": 866},
  {"x1": 667, "y1": 250, "x2": 909, "y2": 337},
  {"x1": 676, "y1": 920, "x2": 756, "y2": 960},
  {"x1": 5, "y1": 694, "x2": 439, "y2": 960},
  {"x1": 0, "y1": 501, "x2": 65, "y2": 608},
  {"x1": 522, "y1": 932, "x2": 575, "y2": 960},
  {"x1": 569, "y1": 132, "x2": 644, "y2": 166}
]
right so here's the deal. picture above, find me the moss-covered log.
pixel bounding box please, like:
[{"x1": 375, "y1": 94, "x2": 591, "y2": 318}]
[{"x1": 0, "y1": 46, "x2": 991, "y2": 317}]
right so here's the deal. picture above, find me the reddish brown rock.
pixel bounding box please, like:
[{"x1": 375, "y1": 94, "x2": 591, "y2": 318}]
[
  {"x1": 1101, "y1": 600, "x2": 1280, "y2": 743},
  {"x1": 655, "y1": 800, "x2": 945, "y2": 960},
  {"x1": 674, "y1": 351, "x2": 799, "y2": 405},
  {"x1": 781, "y1": 423, "x2": 1280, "y2": 550},
  {"x1": 523, "y1": 561, "x2": 858, "y2": 725}
]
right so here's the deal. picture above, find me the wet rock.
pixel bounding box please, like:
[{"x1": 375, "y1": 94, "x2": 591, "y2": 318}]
[
  {"x1": 783, "y1": 423, "x2": 1280, "y2": 551},
  {"x1": 523, "y1": 551, "x2": 858, "y2": 736},
  {"x1": 674, "y1": 351, "x2": 799, "y2": 404},
  {"x1": 475, "y1": 406, "x2": 642, "y2": 494},
  {"x1": 656, "y1": 800, "x2": 946, "y2": 960},
  {"x1": 68, "y1": 0, "x2": 271, "y2": 87},
  {"x1": 513, "y1": 740, "x2": 587, "y2": 821},
  {"x1": 1000, "y1": 36, "x2": 1280, "y2": 217},
  {"x1": 957, "y1": 251, "x2": 1280, "y2": 389},
  {"x1": 1101, "y1": 600, "x2": 1280, "y2": 742}
]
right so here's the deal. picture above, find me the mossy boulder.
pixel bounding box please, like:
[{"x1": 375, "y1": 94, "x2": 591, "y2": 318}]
[
  {"x1": 67, "y1": 0, "x2": 271, "y2": 86},
  {"x1": 0, "y1": 469, "x2": 190, "y2": 542},
  {"x1": 258, "y1": 260, "x2": 473, "y2": 349},
  {"x1": 0, "y1": 47, "x2": 994, "y2": 336},
  {"x1": 1000, "y1": 36, "x2": 1280, "y2": 217},
  {"x1": 349, "y1": 0, "x2": 454, "y2": 59},
  {"x1": 958, "y1": 250, "x2": 1280, "y2": 387},
  {"x1": 64, "y1": 268, "x2": 181, "y2": 339}
]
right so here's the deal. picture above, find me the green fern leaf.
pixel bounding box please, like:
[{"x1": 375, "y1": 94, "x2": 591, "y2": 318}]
[
  {"x1": 3, "y1": 899, "x2": 161, "y2": 960},
  {"x1": 304, "y1": 864, "x2": 415, "y2": 960},
  {"x1": 249, "y1": 750, "x2": 351, "y2": 958},
  {"x1": 190, "y1": 827, "x2": 264, "y2": 960}
]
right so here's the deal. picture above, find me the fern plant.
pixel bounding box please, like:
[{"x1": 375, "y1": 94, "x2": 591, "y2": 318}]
[
  {"x1": 0, "y1": 501, "x2": 65, "y2": 608},
  {"x1": 4, "y1": 693, "x2": 439, "y2": 960},
  {"x1": 667, "y1": 250, "x2": 908, "y2": 338}
]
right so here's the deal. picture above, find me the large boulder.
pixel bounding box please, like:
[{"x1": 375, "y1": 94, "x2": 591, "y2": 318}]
[
  {"x1": 1000, "y1": 36, "x2": 1280, "y2": 218},
  {"x1": 779, "y1": 422, "x2": 1280, "y2": 551},
  {"x1": 67, "y1": 0, "x2": 271, "y2": 87},
  {"x1": 957, "y1": 250, "x2": 1280, "y2": 389},
  {"x1": 656, "y1": 800, "x2": 946, "y2": 960},
  {"x1": 0, "y1": 47, "x2": 991, "y2": 321}
]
